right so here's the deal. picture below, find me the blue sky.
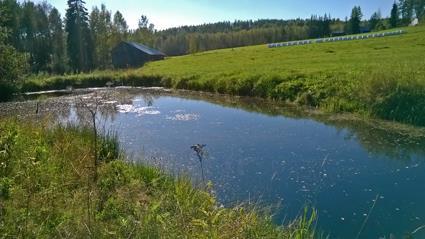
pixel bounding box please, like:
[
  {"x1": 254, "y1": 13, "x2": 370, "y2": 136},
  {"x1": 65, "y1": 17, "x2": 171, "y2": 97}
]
[{"x1": 41, "y1": 0, "x2": 395, "y2": 30}]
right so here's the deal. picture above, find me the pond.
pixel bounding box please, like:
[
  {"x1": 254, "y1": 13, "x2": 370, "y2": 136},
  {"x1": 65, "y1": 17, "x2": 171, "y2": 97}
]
[{"x1": 2, "y1": 88, "x2": 425, "y2": 239}]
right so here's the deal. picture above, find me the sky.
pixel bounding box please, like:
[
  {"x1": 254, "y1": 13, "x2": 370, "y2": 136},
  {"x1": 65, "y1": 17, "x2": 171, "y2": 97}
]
[{"x1": 41, "y1": 0, "x2": 395, "y2": 30}]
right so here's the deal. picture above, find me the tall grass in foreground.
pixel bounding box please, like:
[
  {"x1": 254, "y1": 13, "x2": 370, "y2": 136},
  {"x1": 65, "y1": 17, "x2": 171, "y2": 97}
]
[{"x1": 0, "y1": 119, "x2": 319, "y2": 238}]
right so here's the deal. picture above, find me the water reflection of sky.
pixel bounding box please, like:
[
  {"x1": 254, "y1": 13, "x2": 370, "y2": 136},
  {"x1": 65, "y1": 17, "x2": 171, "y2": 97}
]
[{"x1": 1, "y1": 89, "x2": 425, "y2": 239}]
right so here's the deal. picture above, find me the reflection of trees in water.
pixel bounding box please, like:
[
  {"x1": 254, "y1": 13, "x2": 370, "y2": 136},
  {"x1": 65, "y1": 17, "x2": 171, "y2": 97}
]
[
  {"x1": 172, "y1": 91, "x2": 425, "y2": 161},
  {"x1": 2, "y1": 88, "x2": 424, "y2": 161},
  {"x1": 0, "y1": 88, "x2": 162, "y2": 126},
  {"x1": 0, "y1": 98, "x2": 73, "y2": 122},
  {"x1": 142, "y1": 94, "x2": 155, "y2": 107},
  {"x1": 326, "y1": 118, "x2": 425, "y2": 160},
  {"x1": 74, "y1": 90, "x2": 134, "y2": 125}
]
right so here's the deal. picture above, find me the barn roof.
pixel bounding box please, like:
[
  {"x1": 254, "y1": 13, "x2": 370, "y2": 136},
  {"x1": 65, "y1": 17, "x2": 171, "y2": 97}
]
[{"x1": 124, "y1": 42, "x2": 166, "y2": 56}]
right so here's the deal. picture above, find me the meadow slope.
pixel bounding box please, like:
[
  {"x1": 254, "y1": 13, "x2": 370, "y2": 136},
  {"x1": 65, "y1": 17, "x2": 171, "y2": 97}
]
[{"x1": 25, "y1": 26, "x2": 425, "y2": 126}]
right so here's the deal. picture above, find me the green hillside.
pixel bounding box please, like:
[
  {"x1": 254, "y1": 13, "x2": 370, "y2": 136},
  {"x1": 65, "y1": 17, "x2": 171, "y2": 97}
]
[
  {"x1": 141, "y1": 27, "x2": 424, "y2": 81},
  {"x1": 26, "y1": 26, "x2": 425, "y2": 126}
]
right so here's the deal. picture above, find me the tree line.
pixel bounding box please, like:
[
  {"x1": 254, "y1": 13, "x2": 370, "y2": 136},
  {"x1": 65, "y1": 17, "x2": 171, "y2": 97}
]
[{"x1": 0, "y1": 0, "x2": 424, "y2": 78}]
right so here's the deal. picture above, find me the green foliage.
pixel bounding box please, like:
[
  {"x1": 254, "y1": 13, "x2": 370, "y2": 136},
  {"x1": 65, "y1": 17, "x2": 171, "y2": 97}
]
[
  {"x1": 90, "y1": 4, "x2": 114, "y2": 69},
  {"x1": 390, "y1": 3, "x2": 400, "y2": 28},
  {"x1": 288, "y1": 208, "x2": 319, "y2": 239},
  {"x1": 49, "y1": 8, "x2": 67, "y2": 74},
  {"x1": 1, "y1": 0, "x2": 68, "y2": 74},
  {"x1": 112, "y1": 11, "x2": 128, "y2": 36},
  {"x1": 0, "y1": 29, "x2": 27, "y2": 101},
  {"x1": 0, "y1": 120, "x2": 317, "y2": 238},
  {"x1": 413, "y1": 0, "x2": 425, "y2": 20},
  {"x1": 98, "y1": 131, "x2": 120, "y2": 163},
  {"x1": 398, "y1": 0, "x2": 425, "y2": 24},
  {"x1": 129, "y1": 15, "x2": 156, "y2": 48},
  {"x1": 65, "y1": 0, "x2": 94, "y2": 72},
  {"x1": 356, "y1": 66, "x2": 425, "y2": 125},
  {"x1": 18, "y1": 1, "x2": 52, "y2": 72},
  {"x1": 157, "y1": 16, "x2": 336, "y2": 56},
  {"x1": 369, "y1": 11, "x2": 382, "y2": 31},
  {"x1": 399, "y1": 0, "x2": 414, "y2": 24},
  {"x1": 349, "y1": 6, "x2": 363, "y2": 34}
]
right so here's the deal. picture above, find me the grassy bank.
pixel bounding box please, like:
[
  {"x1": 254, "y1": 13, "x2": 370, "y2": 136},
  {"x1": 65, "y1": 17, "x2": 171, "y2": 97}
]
[
  {"x1": 0, "y1": 119, "x2": 318, "y2": 238},
  {"x1": 23, "y1": 26, "x2": 425, "y2": 126}
]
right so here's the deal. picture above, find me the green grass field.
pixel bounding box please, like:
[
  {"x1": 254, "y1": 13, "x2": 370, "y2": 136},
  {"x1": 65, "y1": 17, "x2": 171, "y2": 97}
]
[
  {"x1": 25, "y1": 25, "x2": 425, "y2": 126},
  {"x1": 142, "y1": 28, "x2": 423, "y2": 80}
]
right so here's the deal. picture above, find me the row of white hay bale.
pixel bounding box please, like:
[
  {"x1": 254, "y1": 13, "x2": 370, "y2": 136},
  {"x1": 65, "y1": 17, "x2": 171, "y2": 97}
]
[{"x1": 268, "y1": 30, "x2": 405, "y2": 48}]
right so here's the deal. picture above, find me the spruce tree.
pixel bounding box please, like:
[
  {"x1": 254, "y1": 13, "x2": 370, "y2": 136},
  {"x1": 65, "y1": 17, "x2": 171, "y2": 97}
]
[
  {"x1": 390, "y1": 3, "x2": 400, "y2": 27},
  {"x1": 65, "y1": 0, "x2": 94, "y2": 72},
  {"x1": 349, "y1": 6, "x2": 363, "y2": 34},
  {"x1": 369, "y1": 10, "x2": 382, "y2": 31}
]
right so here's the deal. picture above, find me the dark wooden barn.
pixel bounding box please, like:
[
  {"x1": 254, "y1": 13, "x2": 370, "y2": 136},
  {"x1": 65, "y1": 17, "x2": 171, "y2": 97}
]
[{"x1": 112, "y1": 42, "x2": 166, "y2": 68}]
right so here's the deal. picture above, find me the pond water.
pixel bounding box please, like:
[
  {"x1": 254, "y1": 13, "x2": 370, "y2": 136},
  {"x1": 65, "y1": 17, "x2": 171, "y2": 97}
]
[{"x1": 2, "y1": 88, "x2": 425, "y2": 239}]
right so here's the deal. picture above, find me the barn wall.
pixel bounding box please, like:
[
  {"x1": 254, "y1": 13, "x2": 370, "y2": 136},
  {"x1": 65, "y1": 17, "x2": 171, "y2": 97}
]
[{"x1": 112, "y1": 43, "x2": 151, "y2": 69}]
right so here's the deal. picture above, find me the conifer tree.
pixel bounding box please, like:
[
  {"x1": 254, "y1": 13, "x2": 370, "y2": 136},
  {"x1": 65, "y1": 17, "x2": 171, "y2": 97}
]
[
  {"x1": 349, "y1": 6, "x2": 363, "y2": 34},
  {"x1": 65, "y1": 0, "x2": 94, "y2": 72},
  {"x1": 49, "y1": 8, "x2": 67, "y2": 73},
  {"x1": 390, "y1": 2, "x2": 400, "y2": 27}
]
